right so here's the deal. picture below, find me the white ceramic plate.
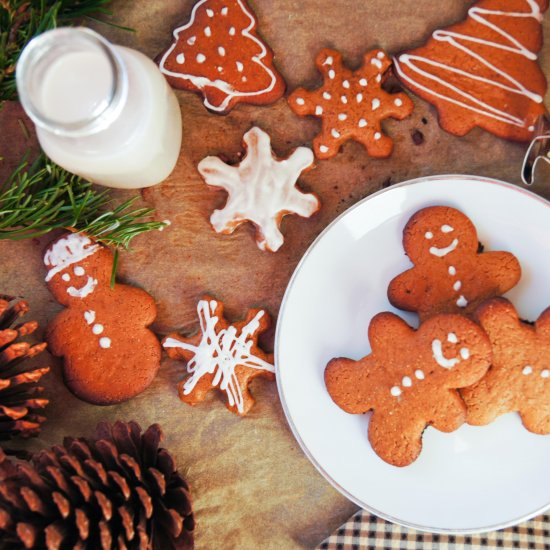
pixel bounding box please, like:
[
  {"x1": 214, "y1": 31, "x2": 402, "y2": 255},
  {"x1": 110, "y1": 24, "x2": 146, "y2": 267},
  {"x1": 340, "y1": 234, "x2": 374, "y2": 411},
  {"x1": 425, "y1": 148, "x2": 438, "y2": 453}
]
[{"x1": 275, "y1": 175, "x2": 550, "y2": 534}]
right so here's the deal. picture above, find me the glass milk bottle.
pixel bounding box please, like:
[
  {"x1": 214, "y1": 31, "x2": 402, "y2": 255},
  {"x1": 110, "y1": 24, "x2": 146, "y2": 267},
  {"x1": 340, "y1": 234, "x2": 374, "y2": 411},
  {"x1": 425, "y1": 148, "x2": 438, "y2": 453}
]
[{"x1": 16, "y1": 27, "x2": 182, "y2": 189}]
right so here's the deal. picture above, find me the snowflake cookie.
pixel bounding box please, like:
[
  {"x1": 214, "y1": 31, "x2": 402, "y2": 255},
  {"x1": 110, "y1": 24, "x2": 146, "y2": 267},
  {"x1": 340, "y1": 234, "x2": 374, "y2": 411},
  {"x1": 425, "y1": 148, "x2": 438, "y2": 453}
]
[
  {"x1": 163, "y1": 296, "x2": 275, "y2": 415},
  {"x1": 198, "y1": 126, "x2": 320, "y2": 252},
  {"x1": 288, "y1": 48, "x2": 413, "y2": 159}
]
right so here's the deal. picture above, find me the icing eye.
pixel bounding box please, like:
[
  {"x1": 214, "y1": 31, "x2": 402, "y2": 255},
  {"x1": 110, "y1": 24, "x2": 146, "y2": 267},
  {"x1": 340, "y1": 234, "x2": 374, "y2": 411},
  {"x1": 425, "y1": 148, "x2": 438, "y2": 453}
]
[
  {"x1": 425, "y1": 231, "x2": 433, "y2": 239},
  {"x1": 62, "y1": 273, "x2": 71, "y2": 282},
  {"x1": 447, "y1": 332, "x2": 458, "y2": 343},
  {"x1": 74, "y1": 266, "x2": 85, "y2": 276},
  {"x1": 441, "y1": 224, "x2": 454, "y2": 233}
]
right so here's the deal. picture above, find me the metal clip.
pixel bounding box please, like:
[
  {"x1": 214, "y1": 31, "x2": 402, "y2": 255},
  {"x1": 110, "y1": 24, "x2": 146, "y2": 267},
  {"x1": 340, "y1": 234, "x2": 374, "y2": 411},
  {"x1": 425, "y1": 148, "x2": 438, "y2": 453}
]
[{"x1": 521, "y1": 114, "x2": 550, "y2": 185}]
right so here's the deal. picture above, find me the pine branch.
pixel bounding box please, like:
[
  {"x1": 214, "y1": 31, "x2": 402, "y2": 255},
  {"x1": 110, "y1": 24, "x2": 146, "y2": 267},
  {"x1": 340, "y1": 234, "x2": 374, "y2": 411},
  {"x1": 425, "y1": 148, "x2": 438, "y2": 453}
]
[
  {"x1": 0, "y1": 154, "x2": 166, "y2": 248},
  {"x1": 0, "y1": 0, "x2": 130, "y2": 102}
]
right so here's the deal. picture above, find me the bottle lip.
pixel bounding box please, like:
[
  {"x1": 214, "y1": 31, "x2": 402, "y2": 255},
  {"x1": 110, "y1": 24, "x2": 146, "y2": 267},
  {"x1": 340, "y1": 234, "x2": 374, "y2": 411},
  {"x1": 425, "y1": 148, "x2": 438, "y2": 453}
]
[{"x1": 16, "y1": 27, "x2": 128, "y2": 137}]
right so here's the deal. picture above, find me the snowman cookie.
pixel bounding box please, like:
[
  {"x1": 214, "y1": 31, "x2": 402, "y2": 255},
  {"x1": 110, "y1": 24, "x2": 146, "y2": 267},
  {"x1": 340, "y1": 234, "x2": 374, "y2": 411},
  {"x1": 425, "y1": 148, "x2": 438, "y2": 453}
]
[
  {"x1": 44, "y1": 233, "x2": 161, "y2": 405},
  {"x1": 387, "y1": 206, "x2": 521, "y2": 321},
  {"x1": 325, "y1": 312, "x2": 492, "y2": 466}
]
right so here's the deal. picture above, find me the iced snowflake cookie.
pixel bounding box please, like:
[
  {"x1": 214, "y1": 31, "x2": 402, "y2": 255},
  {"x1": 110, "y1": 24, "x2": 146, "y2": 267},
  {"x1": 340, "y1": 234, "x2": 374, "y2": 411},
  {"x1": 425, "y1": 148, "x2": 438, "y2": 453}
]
[
  {"x1": 387, "y1": 206, "x2": 521, "y2": 322},
  {"x1": 198, "y1": 126, "x2": 320, "y2": 252},
  {"x1": 288, "y1": 48, "x2": 413, "y2": 159},
  {"x1": 325, "y1": 312, "x2": 492, "y2": 466},
  {"x1": 163, "y1": 296, "x2": 274, "y2": 415},
  {"x1": 44, "y1": 233, "x2": 161, "y2": 405},
  {"x1": 158, "y1": 0, "x2": 285, "y2": 113},
  {"x1": 462, "y1": 298, "x2": 550, "y2": 434},
  {"x1": 393, "y1": 0, "x2": 548, "y2": 141}
]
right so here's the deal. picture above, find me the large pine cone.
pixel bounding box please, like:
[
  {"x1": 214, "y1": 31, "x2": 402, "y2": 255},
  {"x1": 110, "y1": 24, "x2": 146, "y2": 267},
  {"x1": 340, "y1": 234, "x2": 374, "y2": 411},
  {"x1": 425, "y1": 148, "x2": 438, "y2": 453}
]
[
  {"x1": 0, "y1": 421, "x2": 195, "y2": 549},
  {"x1": 0, "y1": 295, "x2": 49, "y2": 443}
]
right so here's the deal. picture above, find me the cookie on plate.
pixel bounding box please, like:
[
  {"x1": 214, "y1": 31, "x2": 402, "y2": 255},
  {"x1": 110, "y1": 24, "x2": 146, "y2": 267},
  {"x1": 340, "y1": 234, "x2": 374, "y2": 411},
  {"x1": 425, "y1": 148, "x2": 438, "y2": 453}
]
[
  {"x1": 387, "y1": 206, "x2": 521, "y2": 321},
  {"x1": 462, "y1": 298, "x2": 550, "y2": 434},
  {"x1": 158, "y1": 0, "x2": 285, "y2": 113},
  {"x1": 325, "y1": 311, "x2": 492, "y2": 466}
]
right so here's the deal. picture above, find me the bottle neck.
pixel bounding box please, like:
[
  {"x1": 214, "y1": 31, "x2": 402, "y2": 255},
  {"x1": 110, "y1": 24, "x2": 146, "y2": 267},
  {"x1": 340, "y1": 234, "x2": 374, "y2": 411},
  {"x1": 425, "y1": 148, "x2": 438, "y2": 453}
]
[{"x1": 16, "y1": 27, "x2": 128, "y2": 138}]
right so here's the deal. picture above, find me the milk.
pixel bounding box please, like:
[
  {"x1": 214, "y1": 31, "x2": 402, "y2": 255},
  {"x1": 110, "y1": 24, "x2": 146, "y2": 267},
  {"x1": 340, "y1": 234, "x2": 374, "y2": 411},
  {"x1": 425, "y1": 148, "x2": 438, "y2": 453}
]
[{"x1": 17, "y1": 28, "x2": 182, "y2": 189}]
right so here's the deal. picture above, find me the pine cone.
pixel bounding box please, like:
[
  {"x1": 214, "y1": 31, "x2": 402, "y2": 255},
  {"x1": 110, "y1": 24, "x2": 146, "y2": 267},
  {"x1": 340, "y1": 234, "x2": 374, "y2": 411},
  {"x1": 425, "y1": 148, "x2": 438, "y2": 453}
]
[
  {"x1": 0, "y1": 421, "x2": 195, "y2": 549},
  {"x1": 0, "y1": 295, "x2": 49, "y2": 443}
]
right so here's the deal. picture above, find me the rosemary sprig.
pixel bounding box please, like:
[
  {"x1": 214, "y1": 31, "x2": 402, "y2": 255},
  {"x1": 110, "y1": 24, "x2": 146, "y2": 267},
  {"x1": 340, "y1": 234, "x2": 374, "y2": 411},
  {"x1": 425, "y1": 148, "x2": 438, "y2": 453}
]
[
  {"x1": 0, "y1": 155, "x2": 166, "y2": 247},
  {"x1": 0, "y1": 0, "x2": 130, "y2": 102}
]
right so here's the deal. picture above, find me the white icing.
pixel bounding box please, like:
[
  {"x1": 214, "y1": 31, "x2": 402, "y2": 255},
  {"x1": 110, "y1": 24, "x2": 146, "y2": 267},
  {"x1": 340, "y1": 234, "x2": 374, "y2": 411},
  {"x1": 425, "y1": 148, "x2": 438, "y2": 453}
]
[
  {"x1": 315, "y1": 106, "x2": 323, "y2": 115},
  {"x1": 376, "y1": 74, "x2": 381, "y2": 83},
  {"x1": 319, "y1": 145, "x2": 329, "y2": 153},
  {"x1": 390, "y1": 386, "x2": 402, "y2": 397},
  {"x1": 295, "y1": 97, "x2": 305, "y2": 105},
  {"x1": 342, "y1": 79, "x2": 350, "y2": 88},
  {"x1": 328, "y1": 69, "x2": 336, "y2": 79},
  {"x1": 374, "y1": 132, "x2": 381, "y2": 140},
  {"x1": 377, "y1": 51, "x2": 385, "y2": 59},
  {"x1": 429, "y1": 238, "x2": 459, "y2": 257},
  {"x1": 456, "y1": 295, "x2": 468, "y2": 307},
  {"x1": 324, "y1": 56, "x2": 334, "y2": 65},
  {"x1": 371, "y1": 58, "x2": 383, "y2": 69},
  {"x1": 340, "y1": 95, "x2": 348, "y2": 104},
  {"x1": 84, "y1": 310, "x2": 96, "y2": 325},
  {"x1": 163, "y1": 299, "x2": 275, "y2": 414},
  {"x1": 372, "y1": 98, "x2": 380, "y2": 110},
  {"x1": 448, "y1": 265, "x2": 457, "y2": 275},
  {"x1": 331, "y1": 129, "x2": 340, "y2": 138},
  {"x1": 218, "y1": 46, "x2": 226, "y2": 56},
  {"x1": 338, "y1": 113, "x2": 347, "y2": 121},
  {"x1": 206, "y1": 8, "x2": 214, "y2": 16},
  {"x1": 541, "y1": 369, "x2": 549, "y2": 378},
  {"x1": 415, "y1": 369, "x2": 425, "y2": 380},
  {"x1": 44, "y1": 233, "x2": 100, "y2": 282},
  {"x1": 187, "y1": 36, "x2": 196, "y2": 45},
  {"x1": 92, "y1": 324, "x2": 104, "y2": 335},
  {"x1": 453, "y1": 281, "x2": 462, "y2": 291},
  {"x1": 402, "y1": 376, "x2": 412, "y2": 387},
  {"x1": 159, "y1": 0, "x2": 281, "y2": 112},
  {"x1": 394, "y1": 0, "x2": 544, "y2": 131},
  {"x1": 99, "y1": 337, "x2": 111, "y2": 349},
  {"x1": 236, "y1": 61, "x2": 244, "y2": 72},
  {"x1": 196, "y1": 53, "x2": 206, "y2": 63},
  {"x1": 323, "y1": 91, "x2": 331, "y2": 100},
  {"x1": 432, "y1": 337, "x2": 460, "y2": 368},
  {"x1": 62, "y1": 274, "x2": 71, "y2": 282},
  {"x1": 176, "y1": 53, "x2": 185, "y2": 64},
  {"x1": 356, "y1": 93, "x2": 363, "y2": 103},
  {"x1": 358, "y1": 119, "x2": 367, "y2": 127},
  {"x1": 221, "y1": 6, "x2": 228, "y2": 15},
  {"x1": 67, "y1": 276, "x2": 97, "y2": 299},
  {"x1": 447, "y1": 332, "x2": 458, "y2": 343},
  {"x1": 204, "y1": 26, "x2": 212, "y2": 37},
  {"x1": 359, "y1": 78, "x2": 368, "y2": 86},
  {"x1": 198, "y1": 127, "x2": 319, "y2": 252},
  {"x1": 441, "y1": 224, "x2": 454, "y2": 233},
  {"x1": 523, "y1": 365, "x2": 533, "y2": 375},
  {"x1": 425, "y1": 231, "x2": 433, "y2": 239},
  {"x1": 394, "y1": 98, "x2": 403, "y2": 106},
  {"x1": 460, "y1": 347, "x2": 470, "y2": 360},
  {"x1": 74, "y1": 266, "x2": 85, "y2": 276}
]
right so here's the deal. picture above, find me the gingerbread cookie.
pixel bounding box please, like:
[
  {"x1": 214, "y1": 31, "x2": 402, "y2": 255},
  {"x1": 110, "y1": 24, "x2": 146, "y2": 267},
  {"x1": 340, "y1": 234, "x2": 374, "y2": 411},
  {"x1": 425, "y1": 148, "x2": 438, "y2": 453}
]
[
  {"x1": 288, "y1": 48, "x2": 413, "y2": 159},
  {"x1": 44, "y1": 233, "x2": 161, "y2": 405},
  {"x1": 325, "y1": 312, "x2": 492, "y2": 466},
  {"x1": 394, "y1": 0, "x2": 548, "y2": 142},
  {"x1": 158, "y1": 0, "x2": 285, "y2": 113},
  {"x1": 198, "y1": 126, "x2": 320, "y2": 252},
  {"x1": 462, "y1": 298, "x2": 550, "y2": 433},
  {"x1": 387, "y1": 206, "x2": 521, "y2": 322},
  {"x1": 163, "y1": 296, "x2": 274, "y2": 415}
]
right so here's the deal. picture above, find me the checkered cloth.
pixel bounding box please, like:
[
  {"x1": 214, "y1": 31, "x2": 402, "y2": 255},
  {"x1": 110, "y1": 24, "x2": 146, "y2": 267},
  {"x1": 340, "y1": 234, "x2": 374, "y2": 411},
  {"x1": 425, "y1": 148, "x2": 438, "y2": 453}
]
[{"x1": 317, "y1": 511, "x2": 550, "y2": 549}]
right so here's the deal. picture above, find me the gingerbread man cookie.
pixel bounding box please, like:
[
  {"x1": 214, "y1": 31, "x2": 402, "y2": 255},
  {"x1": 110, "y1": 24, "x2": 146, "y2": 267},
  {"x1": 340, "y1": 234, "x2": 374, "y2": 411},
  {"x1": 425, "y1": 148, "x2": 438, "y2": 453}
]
[
  {"x1": 394, "y1": 0, "x2": 548, "y2": 141},
  {"x1": 387, "y1": 206, "x2": 521, "y2": 322},
  {"x1": 325, "y1": 312, "x2": 492, "y2": 466},
  {"x1": 163, "y1": 296, "x2": 274, "y2": 415},
  {"x1": 462, "y1": 298, "x2": 550, "y2": 434},
  {"x1": 288, "y1": 48, "x2": 413, "y2": 159},
  {"x1": 44, "y1": 233, "x2": 161, "y2": 405},
  {"x1": 158, "y1": 0, "x2": 285, "y2": 113},
  {"x1": 198, "y1": 126, "x2": 320, "y2": 252}
]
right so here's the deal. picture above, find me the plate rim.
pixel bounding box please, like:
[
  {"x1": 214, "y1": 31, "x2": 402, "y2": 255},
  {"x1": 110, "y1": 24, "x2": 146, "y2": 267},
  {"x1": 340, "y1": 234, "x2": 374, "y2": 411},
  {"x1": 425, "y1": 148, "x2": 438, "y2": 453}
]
[{"x1": 274, "y1": 173, "x2": 550, "y2": 535}]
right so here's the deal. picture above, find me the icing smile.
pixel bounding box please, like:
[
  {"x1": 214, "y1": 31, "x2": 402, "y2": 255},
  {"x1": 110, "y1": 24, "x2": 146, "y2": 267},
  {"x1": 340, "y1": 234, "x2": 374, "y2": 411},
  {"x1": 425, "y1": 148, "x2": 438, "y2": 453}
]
[
  {"x1": 432, "y1": 332, "x2": 470, "y2": 369},
  {"x1": 67, "y1": 276, "x2": 97, "y2": 298},
  {"x1": 429, "y1": 238, "x2": 459, "y2": 257}
]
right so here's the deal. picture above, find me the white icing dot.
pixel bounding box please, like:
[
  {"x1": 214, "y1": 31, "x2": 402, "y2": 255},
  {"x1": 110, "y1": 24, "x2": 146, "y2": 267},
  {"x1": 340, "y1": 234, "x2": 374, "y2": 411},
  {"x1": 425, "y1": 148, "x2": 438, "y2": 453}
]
[
  {"x1": 236, "y1": 61, "x2": 244, "y2": 72},
  {"x1": 324, "y1": 56, "x2": 333, "y2": 65},
  {"x1": 204, "y1": 26, "x2": 212, "y2": 37},
  {"x1": 415, "y1": 369, "x2": 425, "y2": 380},
  {"x1": 340, "y1": 95, "x2": 348, "y2": 104},
  {"x1": 176, "y1": 53, "x2": 185, "y2": 64},
  {"x1": 390, "y1": 386, "x2": 402, "y2": 397},
  {"x1": 221, "y1": 6, "x2": 228, "y2": 15},
  {"x1": 328, "y1": 69, "x2": 336, "y2": 79},
  {"x1": 206, "y1": 8, "x2": 214, "y2": 16},
  {"x1": 99, "y1": 337, "x2": 111, "y2": 349},
  {"x1": 242, "y1": 76, "x2": 247, "y2": 82},
  {"x1": 402, "y1": 376, "x2": 412, "y2": 387},
  {"x1": 448, "y1": 266, "x2": 457, "y2": 276},
  {"x1": 371, "y1": 98, "x2": 380, "y2": 110},
  {"x1": 541, "y1": 369, "x2": 549, "y2": 378},
  {"x1": 74, "y1": 266, "x2": 85, "y2": 276},
  {"x1": 218, "y1": 66, "x2": 223, "y2": 73},
  {"x1": 342, "y1": 80, "x2": 350, "y2": 89},
  {"x1": 331, "y1": 128, "x2": 341, "y2": 138},
  {"x1": 319, "y1": 145, "x2": 329, "y2": 153},
  {"x1": 359, "y1": 78, "x2": 368, "y2": 86},
  {"x1": 374, "y1": 132, "x2": 381, "y2": 140},
  {"x1": 92, "y1": 324, "x2": 104, "y2": 335},
  {"x1": 218, "y1": 46, "x2": 226, "y2": 56},
  {"x1": 371, "y1": 58, "x2": 383, "y2": 69},
  {"x1": 338, "y1": 113, "x2": 347, "y2": 121},
  {"x1": 377, "y1": 51, "x2": 385, "y2": 59},
  {"x1": 84, "y1": 310, "x2": 95, "y2": 325},
  {"x1": 453, "y1": 281, "x2": 462, "y2": 291},
  {"x1": 356, "y1": 93, "x2": 363, "y2": 103},
  {"x1": 523, "y1": 365, "x2": 533, "y2": 375},
  {"x1": 460, "y1": 348, "x2": 470, "y2": 360},
  {"x1": 295, "y1": 97, "x2": 305, "y2": 105},
  {"x1": 323, "y1": 91, "x2": 332, "y2": 100},
  {"x1": 456, "y1": 295, "x2": 468, "y2": 307},
  {"x1": 447, "y1": 332, "x2": 458, "y2": 343},
  {"x1": 315, "y1": 105, "x2": 323, "y2": 115},
  {"x1": 187, "y1": 36, "x2": 196, "y2": 46},
  {"x1": 358, "y1": 119, "x2": 367, "y2": 128},
  {"x1": 196, "y1": 53, "x2": 206, "y2": 63},
  {"x1": 425, "y1": 231, "x2": 433, "y2": 239},
  {"x1": 394, "y1": 98, "x2": 403, "y2": 107},
  {"x1": 376, "y1": 74, "x2": 382, "y2": 83},
  {"x1": 229, "y1": 26, "x2": 236, "y2": 36},
  {"x1": 528, "y1": 125, "x2": 535, "y2": 132},
  {"x1": 62, "y1": 273, "x2": 71, "y2": 282},
  {"x1": 441, "y1": 224, "x2": 454, "y2": 233}
]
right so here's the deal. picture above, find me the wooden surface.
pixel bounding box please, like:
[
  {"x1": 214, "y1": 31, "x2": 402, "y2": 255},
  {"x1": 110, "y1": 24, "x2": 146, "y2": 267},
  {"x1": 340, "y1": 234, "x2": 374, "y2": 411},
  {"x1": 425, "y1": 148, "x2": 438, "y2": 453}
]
[{"x1": 1, "y1": 1, "x2": 550, "y2": 548}]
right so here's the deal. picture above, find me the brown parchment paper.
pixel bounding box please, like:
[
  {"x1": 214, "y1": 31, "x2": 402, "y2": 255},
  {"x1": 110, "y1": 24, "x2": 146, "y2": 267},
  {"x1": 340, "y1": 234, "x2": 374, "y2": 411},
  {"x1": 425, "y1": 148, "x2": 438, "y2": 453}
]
[{"x1": 1, "y1": 1, "x2": 550, "y2": 548}]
